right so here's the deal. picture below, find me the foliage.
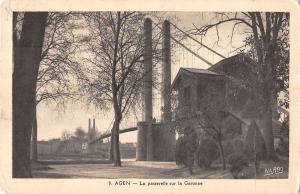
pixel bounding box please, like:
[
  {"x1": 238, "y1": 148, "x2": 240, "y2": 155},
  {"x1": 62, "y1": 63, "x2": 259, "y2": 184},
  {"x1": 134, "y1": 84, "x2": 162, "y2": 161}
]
[
  {"x1": 276, "y1": 116, "x2": 289, "y2": 157},
  {"x1": 191, "y1": 12, "x2": 289, "y2": 160},
  {"x1": 276, "y1": 137, "x2": 289, "y2": 157},
  {"x1": 175, "y1": 136, "x2": 188, "y2": 166},
  {"x1": 196, "y1": 138, "x2": 220, "y2": 168},
  {"x1": 15, "y1": 12, "x2": 84, "y2": 108},
  {"x1": 175, "y1": 128, "x2": 198, "y2": 167},
  {"x1": 79, "y1": 12, "x2": 167, "y2": 166},
  {"x1": 196, "y1": 109, "x2": 238, "y2": 169},
  {"x1": 79, "y1": 12, "x2": 150, "y2": 165},
  {"x1": 241, "y1": 18, "x2": 289, "y2": 109},
  {"x1": 281, "y1": 115, "x2": 289, "y2": 136},
  {"x1": 241, "y1": 13, "x2": 289, "y2": 112},
  {"x1": 244, "y1": 121, "x2": 267, "y2": 161},
  {"x1": 223, "y1": 138, "x2": 245, "y2": 156},
  {"x1": 14, "y1": 12, "x2": 84, "y2": 164},
  {"x1": 74, "y1": 127, "x2": 87, "y2": 141},
  {"x1": 172, "y1": 103, "x2": 235, "y2": 170},
  {"x1": 80, "y1": 12, "x2": 161, "y2": 113},
  {"x1": 61, "y1": 130, "x2": 72, "y2": 141},
  {"x1": 227, "y1": 152, "x2": 250, "y2": 178},
  {"x1": 36, "y1": 12, "x2": 83, "y2": 108}
]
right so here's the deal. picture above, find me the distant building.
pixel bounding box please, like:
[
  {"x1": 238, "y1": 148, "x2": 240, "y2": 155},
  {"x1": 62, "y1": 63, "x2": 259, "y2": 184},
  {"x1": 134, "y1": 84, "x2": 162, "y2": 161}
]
[
  {"x1": 37, "y1": 138, "x2": 136, "y2": 159},
  {"x1": 37, "y1": 139, "x2": 61, "y2": 155}
]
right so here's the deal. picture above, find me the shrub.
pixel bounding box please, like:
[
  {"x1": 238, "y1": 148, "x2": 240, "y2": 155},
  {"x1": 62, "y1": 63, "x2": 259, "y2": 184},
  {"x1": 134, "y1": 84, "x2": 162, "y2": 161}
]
[
  {"x1": 227, "y1": 152, "x2": 250, "y2": 178},
  {"x1": 276, "y1": 137, "x2": 289, "y2": 157},
  {"x1": 175, "y1": 136, "x2": 188, "y2": 166},
  {"x1": 232, "y1": 138, "x2": 244, "y2": 152},
  {"x1": 223, "y1": 141, "x2": 235, "y2": 156},
  {"x1": 175, "y1": 126, "x2": 198, "y2": 167},
  {"x1": 196, "y1": 138, "x2": 220, "y2": 168},
  {"x1": 223, "y1": 138, "x2": 245, "y2": 156}
]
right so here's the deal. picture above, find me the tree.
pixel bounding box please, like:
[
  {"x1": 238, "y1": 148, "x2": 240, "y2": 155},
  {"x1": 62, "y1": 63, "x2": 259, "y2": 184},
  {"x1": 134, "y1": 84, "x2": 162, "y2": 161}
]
[
  {"x1": 13, "y1": 12, "x2": 82, "y2": 162},
  {"x1": 74, "y1": 127, "x2": 87, "y2": 141},
  {"x1": 13, "y1": 12, "x2": 48, "y2": 178},
  {"x1": 173, "y1": 107, "x2": 244, "y2": 171},
  {"x1": 80, "y1": 12, "x2": 161, "y2": 166},
  {"x1": 36, "y1": 12, "x2": 82, "y2": 107},
  {"x1": 197, "y1": 110, "x2": 228, "y2": 170},
  {"x1": 31, "y1": 12, "x2": 82, "y2": 161},
  {"x1": 241, "y1": 18, "x2": 289, "y2": 110},
  {"x1": 172, "y1": 79, "x2": 243, "y2": 171},
  {"x1": 61, "y1": 130, "x2": 72, "y2": 141},
  {"x1": 191, "y1": 12, "x2": 289, "y2": 160}
]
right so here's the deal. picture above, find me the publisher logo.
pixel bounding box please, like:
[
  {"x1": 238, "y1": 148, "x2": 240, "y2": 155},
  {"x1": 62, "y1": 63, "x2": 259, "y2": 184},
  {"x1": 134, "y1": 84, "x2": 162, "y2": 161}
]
[{"x1": 264, "y1": 166, "x2": 284, "y2": 176}]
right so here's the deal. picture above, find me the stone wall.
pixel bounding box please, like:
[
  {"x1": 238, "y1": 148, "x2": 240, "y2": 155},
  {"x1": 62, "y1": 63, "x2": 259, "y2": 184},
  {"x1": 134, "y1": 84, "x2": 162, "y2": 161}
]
[
  {"x1": 136, "y1": 122, "x2": 175, "y2": 161},
  {"x1": 136, "y1": 121, "x2": 148, "y2": 161}
]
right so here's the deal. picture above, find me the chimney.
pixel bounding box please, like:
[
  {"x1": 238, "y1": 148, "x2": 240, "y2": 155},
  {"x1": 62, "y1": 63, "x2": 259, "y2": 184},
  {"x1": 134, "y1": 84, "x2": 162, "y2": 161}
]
[
  {"x1": 93, "y1": 118, "x2": 96, "y2": 133},
  {"x1": 88, "y1": 118, "x2": 91, "y2": 133}
]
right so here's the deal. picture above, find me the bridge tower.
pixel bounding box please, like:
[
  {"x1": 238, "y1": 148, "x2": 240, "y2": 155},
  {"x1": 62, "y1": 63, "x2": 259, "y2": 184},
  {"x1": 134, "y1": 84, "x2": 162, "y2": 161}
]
[
  {"x1": 136, "y1": 19, "x2": 175, "y2": 161},
  {"x1": 137, "y1": 18, "x2": 153, "y2": 161},
  {"x1": 160, "y1": 20, "x2": 175, "y2": 161}
]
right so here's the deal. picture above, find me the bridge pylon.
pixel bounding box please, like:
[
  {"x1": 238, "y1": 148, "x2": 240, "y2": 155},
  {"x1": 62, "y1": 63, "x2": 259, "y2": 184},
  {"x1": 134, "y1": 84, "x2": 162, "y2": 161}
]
[{"x1": 136, "y1": 19, "x2": 175, "y2": 162}]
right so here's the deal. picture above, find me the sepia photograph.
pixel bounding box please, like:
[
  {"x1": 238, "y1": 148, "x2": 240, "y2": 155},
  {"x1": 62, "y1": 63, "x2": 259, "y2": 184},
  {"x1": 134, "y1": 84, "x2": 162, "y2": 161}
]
[
  {"x1": 2, "y1": 0, "x2": 300, "y2": 193},
  {"x1": 11, "y1": 10, "x2": 290, "y2": 179}
]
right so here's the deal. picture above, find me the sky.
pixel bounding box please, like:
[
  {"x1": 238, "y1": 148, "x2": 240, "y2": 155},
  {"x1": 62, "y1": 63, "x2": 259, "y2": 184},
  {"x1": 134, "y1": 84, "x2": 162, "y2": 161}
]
[{"x1": 37, "y1": 12, "x2": 248, "y2": 142}]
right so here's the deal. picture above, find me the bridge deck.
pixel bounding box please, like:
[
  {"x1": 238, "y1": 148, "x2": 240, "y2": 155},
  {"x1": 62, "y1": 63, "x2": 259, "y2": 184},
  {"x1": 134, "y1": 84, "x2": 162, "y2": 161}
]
[{"x1": 90, "y1": 127, "x2": 137, "y2": 144}]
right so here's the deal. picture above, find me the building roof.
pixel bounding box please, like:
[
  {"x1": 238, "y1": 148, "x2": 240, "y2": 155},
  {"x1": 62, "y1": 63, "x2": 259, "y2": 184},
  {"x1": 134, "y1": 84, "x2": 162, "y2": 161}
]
[
  {"x1": 171, "y1": 54, "x2": 256, "y2": 90},
  {"x1": 172, "y1": 67, "x2": 224, "y2": 90},
  {"x1": 183, "y1": 68, "x2": 222, "y2": 76}
]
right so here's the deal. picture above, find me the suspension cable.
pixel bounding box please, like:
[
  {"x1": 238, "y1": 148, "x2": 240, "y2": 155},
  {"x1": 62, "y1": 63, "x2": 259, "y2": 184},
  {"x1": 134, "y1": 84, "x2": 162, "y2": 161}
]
[
  {"x1": 171, "y1": 36, "x2": 213, "y2": 66},
  {"x1": 153, "y1": 21, "x2": 215, "y2": 66},
  {"x1": 169, "y1": 22, "x2": 226, "y2": 59}
]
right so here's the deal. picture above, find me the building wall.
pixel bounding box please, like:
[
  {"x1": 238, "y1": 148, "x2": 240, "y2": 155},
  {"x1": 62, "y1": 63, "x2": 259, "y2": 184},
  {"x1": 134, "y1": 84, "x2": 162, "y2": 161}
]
[
  {"x1": 177, "y1": 74, "x2": 225, "y2": 118},
  {"x1": 136, "y1": 121, "x2": 148, "y2": 160}
]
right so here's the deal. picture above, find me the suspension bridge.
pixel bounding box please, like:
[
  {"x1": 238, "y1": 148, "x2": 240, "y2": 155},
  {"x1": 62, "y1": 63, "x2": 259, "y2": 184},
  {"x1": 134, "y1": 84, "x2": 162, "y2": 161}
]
[
  {"x1": 89, "y1": 18, "x2": 288, "y2": 161},
  {"x1": 87, "y1": 18, "x2": 233, "y2": 161}
]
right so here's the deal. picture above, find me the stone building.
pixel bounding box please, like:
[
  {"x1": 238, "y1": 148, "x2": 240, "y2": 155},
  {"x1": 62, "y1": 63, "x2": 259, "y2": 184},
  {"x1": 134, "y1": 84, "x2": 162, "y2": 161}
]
[{"x1": 171, "y1": 54, "x2": 285, "y2": 154}]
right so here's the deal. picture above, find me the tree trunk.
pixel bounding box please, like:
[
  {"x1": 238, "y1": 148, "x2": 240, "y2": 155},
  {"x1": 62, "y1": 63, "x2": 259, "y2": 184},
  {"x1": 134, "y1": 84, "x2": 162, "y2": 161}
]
[
  {"x1": 13, "y1": 12, "x2": 48, "y2": 178},
  {"x1": 109, "y1": 123, "x2": 115, "y2": 162},
  {"x1": 217, "y1": 140, "x2": 226, "y2": 170},
  {"x1": 112, "y1": 118, "x2": 121, "y2": 166},
  {"x1": 261, "y1": 86, "x2": 277, "y2": 161},
  {"x1": 260, "y1": 41, "x2": 277, "y2": 161},
  {"x1": 187, "y1": 149, "x2": 194, "y2": 175},
  {"x1": 250, "y1": 13, "x2": 278, "y2": 162},
  {"x1": 31, "y1": 103, "x2": 38, "y2": 162},
  {"x1": 111, "y1": 12, "x2": 122, "y2": 167}
]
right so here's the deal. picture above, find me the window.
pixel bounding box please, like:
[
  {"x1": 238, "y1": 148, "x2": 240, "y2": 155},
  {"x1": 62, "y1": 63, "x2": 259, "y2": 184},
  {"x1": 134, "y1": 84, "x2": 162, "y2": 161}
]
[{"x1": 183, "y1": 86, "x2": 191, "y2": 106}]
